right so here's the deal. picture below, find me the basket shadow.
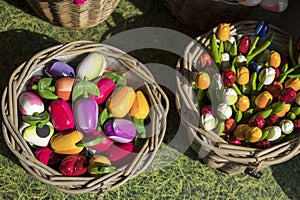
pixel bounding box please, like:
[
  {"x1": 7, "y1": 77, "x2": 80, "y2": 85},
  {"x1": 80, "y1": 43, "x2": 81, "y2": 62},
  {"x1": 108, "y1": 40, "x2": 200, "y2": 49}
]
[
  {"x1": 3, "y1": 0, "x2": 39, "y2": 18},
  {"x1": 0, "y1": 29, "x2": 59, "y2": 162},
  {"x1": 271, "y1": 156, "x2": 300, "y2": 200}
]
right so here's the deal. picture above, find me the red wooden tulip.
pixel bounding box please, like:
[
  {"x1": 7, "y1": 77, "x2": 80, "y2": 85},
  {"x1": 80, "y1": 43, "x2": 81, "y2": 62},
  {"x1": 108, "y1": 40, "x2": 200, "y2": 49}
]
[
  {"x1": 238, "y1": 35, "x2": 251, "y2": 54},
  {"x1": 222, "y1": 69, "x2": 236, "y2": 87},
  {"x1": 59, "y1": 155, "x2": 87, "y2": 176},
  {"x1": 248, "y1": 115, "x2": 265, "y2": 129},
  {"x1": 280, "y1": 87, "x2": 296, "y2": 104}
]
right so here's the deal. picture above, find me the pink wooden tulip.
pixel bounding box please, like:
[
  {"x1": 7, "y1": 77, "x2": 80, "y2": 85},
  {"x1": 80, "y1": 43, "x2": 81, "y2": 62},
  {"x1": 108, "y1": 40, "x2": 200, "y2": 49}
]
[{"x1": 49, "y1": 99, "x2": 74, "y2": 131}]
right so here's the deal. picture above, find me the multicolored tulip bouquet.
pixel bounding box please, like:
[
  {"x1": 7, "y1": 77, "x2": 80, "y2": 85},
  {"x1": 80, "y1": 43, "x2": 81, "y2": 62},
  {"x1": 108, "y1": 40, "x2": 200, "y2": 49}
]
[
  {"x1": 18, "y1": 52, "x2": 150, "y2": 177},
  {"x1": 194, "y1": 21, "x2": 300, "y2": 149}
]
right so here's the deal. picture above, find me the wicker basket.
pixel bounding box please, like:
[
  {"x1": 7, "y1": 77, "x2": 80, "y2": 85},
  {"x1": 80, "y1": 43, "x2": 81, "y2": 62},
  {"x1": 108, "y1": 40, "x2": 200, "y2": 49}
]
[
  {"x1": 1, "y1": 41, "x2": 169, "y2": 194},
  {"x1": 162, "y1": 0, "x2": 254, "y2": 31},
  {"x1": 175, "y1": 21, "x2": 300, "y2": 176},
  {"x1": 25, "y1": 0, "x2": 120, "y2": 29}
]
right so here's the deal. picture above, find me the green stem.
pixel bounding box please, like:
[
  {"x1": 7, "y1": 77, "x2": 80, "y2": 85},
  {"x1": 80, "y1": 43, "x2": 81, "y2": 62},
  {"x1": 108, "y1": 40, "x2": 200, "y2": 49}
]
[
  {"x1": 232, "y1": 84, "x2": 241, "y2": 96},
  {"x1": 289, "y1": 37, "x2": 297, "y2": 66},
  {"x1": 247, "y1": 36, "x2": 260, "y2": 56}
]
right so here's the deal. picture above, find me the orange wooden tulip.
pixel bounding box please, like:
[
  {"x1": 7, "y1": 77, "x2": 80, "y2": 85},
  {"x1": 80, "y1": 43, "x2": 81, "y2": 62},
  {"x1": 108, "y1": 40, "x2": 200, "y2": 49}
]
[
  {"x1": 216, "y1": 23, "x2": 231, "y2": 41},
  {"x1": 246, "y1": 127, "x2": 262, "y2": 143},
  {"x1": 255, "y1": 91, "x2": 273, "y2": 109},
  {"x1": 55, "y1": 77, "x2": 75, "y2": 101},
  {"x1": 130, "y1": 91, "x2": 150, "y2": 119},
  {"x1": 284, "y1": 78, "x2": 300, "y2": 91},
  {"x1": 195, "y1": 72, "x2": 210, "y2": 90},
  {"x1": 234, "y1": 124, "x2": 250, "y2": 140},
  {"x1": 276, "y1": 103, "x2": 291, "y2": 117}
]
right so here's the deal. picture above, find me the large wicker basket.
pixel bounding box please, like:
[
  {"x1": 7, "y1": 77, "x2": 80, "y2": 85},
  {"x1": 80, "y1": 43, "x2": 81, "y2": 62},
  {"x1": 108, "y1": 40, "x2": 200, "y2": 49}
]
[
  {"x1": 162, "y1": 0, "x2": 254, "y2": 31},
  {"x1": 1, "y1": 41, "x2": 169, "y2": 194},
  {"x1": 176, "y1": 21, "x2": 300, "y2": 175},
  {"x1": 25, "y1": 0, "x2": 120, "y2": 29}
]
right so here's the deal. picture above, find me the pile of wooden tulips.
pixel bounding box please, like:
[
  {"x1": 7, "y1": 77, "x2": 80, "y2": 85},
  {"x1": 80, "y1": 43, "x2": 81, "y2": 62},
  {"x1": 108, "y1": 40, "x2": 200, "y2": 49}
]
[
  {"x1": 194, "y1": 21, "x2": 300, "y2": 149},
  {"x1": 18, "y1": 52, "x2": 150, "y2": 176}
]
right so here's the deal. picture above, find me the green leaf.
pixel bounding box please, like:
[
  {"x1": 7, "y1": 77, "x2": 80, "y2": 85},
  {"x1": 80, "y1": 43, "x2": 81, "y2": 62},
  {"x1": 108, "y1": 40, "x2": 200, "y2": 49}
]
[
  {"x1": 72, "y1": 81, "x2": 100, "y2": 100},
  {"x1": 99, "y1": 108, "x2": 109, "y2": 126},
  {"x1": 88, "y1": 166, "x2": 116, "y2": 174},
  {"x1": 39, "y1": 78, "x2": 52, "y2": 87},
  {"x1": 102, "y1": 72, "x2": 126, "y2": 84},
  {"x1": 117, "y1": 76, "x2": 127, "y2": 85},
  {"x1": 133, "y1": 117, "x2": 146, "y2": 138},
  {"x1": 76, "y1": 137, "x2": 106, "y2": 147}
]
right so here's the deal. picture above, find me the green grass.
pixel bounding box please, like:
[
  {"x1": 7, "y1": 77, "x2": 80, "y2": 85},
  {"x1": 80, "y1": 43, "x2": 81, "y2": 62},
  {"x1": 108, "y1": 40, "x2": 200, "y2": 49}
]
[{"x1": 0, "y1": 0, "x2": 299, "y2": 199}]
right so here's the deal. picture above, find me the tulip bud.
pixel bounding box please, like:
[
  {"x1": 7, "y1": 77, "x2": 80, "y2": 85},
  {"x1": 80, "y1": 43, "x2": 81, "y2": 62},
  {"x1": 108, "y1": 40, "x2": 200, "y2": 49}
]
[
  {"x1": 236, "y1": 95, "x2": 250, "y2": 112},
  {"x1": 225, "y1": 118, "x2": 236, "y2": 132},
  {"x1": 265, "y1": 114, "x2": 280, "y2": 126},
  {"x1": 284, "y1": 78, "x2": 300, "y2": 91},
  {"x1": 279, "y1": 119, "x2": 294, "y2": 134},
  {"x1": 222, "y1": 69, "x2": 236, "y2": 87},
  {"x1": 233, "y1": 55, "x2": 247, "y2": 67},
  {"x1": 195, "y1": 72, "x2": 210, "y2": 90},
  {"x1": 248, "y1": 115, "x2": 265, "y2": 128},
  {"x1": 254, "y1": 141, "x2": 272, "y2": 149},
  {"x1": 273, "y1": 67, "x2": 280, "y2": 79},
  {"x1": 201, "y1": 105, "x2": 213, "y2": 115},
  {"x1": 259, "y1": 67, "x2": 276, "y2": 85},
  {"x1": 246, "y1": 127, "x2": 263, "y2": 143},
  {"x1": 279, "y1": 87, "x2": 296, "y2": 104},
  {"x1": 236, "y1": 66, "x2": 250, "y2": 85},
  {"x1": 265, "y1": 126, "x2": 282, "y2": 142},
  {"x1": 222, "y1": 88, "x2": 238, "y2": 105},
  {"x1": 238, "y1": 35, "x2": 251, "y2": 54},
  {"x1": 234, "y1": 124, "x2": 251, "y2": 140},
  {"x1": 216, "y1": 23, "x2": 231, "y2": 41},
  {"x1": 268, "y1": 50, "x2": 281, "y2": 68},
  {"x1": 276, "y1": 103, "x2": 291, "y2": 118},
  {"x1": 217, "y1": 103, "x2": 232, "y2": 120},
  {"x1": 227, "y1": 137, "x2": 242, "y2": 146},
  {"x1": 200, "y1": 114, "x2": 216, "y2": 131},
  {"x1": 255, "y1": 21, "x2": 269, "y2": 38},
  {"x1": 248, "y1": 62, "x2": 259, "y2": 73},
  {"x1": 265, "y1": 81, "x2": 283, "y2": 98},
  {"x1": 255, "y1": 91, "x2": 273, "y2": 109}
]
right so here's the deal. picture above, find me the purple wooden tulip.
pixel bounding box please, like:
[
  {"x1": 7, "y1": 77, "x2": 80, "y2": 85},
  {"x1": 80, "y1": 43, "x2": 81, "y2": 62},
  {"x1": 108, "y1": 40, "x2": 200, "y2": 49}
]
[
  {"x1": 49, "y1": 99, "x2": 74, "y2": 131},
  {"x1": 73, "y1": 98, "x2": 98, "y2": 133},
  {"x1": 91, "y1": 78, "x2": 115, "y2": 104},
  {"x1": 18, "y1": 92, "x2": 44, "y2": 115},
  {"x1": 45, "y1": 60, "x2": 75, "y2": 79},
  {"x1": 104, "y1": 119, "x2": 136, "y2": 143}
]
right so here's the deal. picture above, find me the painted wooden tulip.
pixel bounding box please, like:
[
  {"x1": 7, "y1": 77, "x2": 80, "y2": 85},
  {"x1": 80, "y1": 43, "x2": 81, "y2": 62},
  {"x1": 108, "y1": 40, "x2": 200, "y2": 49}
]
[
  {"x1": 35, "y1": 146, "x2": 63, "y2": 166},
  {"x1": 225, "y1": 118, "x2": 236, "y2": 132},
  {"x1": 84, "y1": 130, "x2": 113, "y2": 154},
  {"x1": 200, "y1": 113, "x2": 216, "y2": 131},
  {"x1": 232, "y1": 55, "x2": 247, "y2": 67},
  {"x1": 236, "y1": 66, "x2": 250, "y2": 85},
  {"x1": 76, "y1": 52, "x2": 106, "y2": 81},
  {"x1": 279, "y1": 87, "x2": 296, "y2": 104},
  {"x1": 73, "y1": 0, "x2": 88, "y2": 6},
  {"x1": 260, "y1": 0, "x2": 288, "y2": 12},
  {"x1": 18, "y1": 92, "x2": 44, "y2": 115},
  {"x1": 45, "y1": 61, "x2": 75, "y2": 79},
  {"x1": 246, "y1": 127, "x2": 263, "y2": 143},
  {"x1": 195, "y1": 72, "x2": 210, "y2": 90},
  {"x1": 216, "y1": 23, "x2": 231, "y2": 41},
  {"x1": 276, "y1": 103, "x2": 291, "y2": 117},
  {"x1": 254, "y1": 141, "x2": 272, "y2": 149},
  {"x1": 255, "y1": 91, "x2": 273, "y2": 109},
  {"x1": 268, "y1": 50, "x2": 281, "y2": 68},
  {"x1": 293, "y1": 120, "x2": 300, "y2": 132},
  {"x1": 265, "y1": 114, "x2": 280, "y2": 126},
  {"x1": 234, "y1": 124, "x2": 251, "y2": 140},
  {"x1": 295, "y1": 92, "x2": 300, "y2": 105},
  {"x1": 104, "y1": 118, "x2": 136, "y2": 143},
  {"x1": 264, "y1": 126, "x2": 282, "y2": 141},
  {"x1": 107, "y1": 86, "x2": 136, "y2": 118},
  {"x1": 88, "y1": 155, "x2": 115, "y2": 176},
  {"x1": 55, "y1": 77, "x2": 75, "y2": 101},
  {"x1": 49, "y1": 99, "x2": 74, "y2": 131},
  {"x1": 217, "y1": 103, "x2": 232, "y2": 120},
  {"x1": 258, "y1": 67, "x2": 276, "y2": 87},
  {"x1": 106, "y1": 142, "x2": 138, "y2": 166},
  {"x1": 236, "y1": 95, "x2": 250, "y2": 112},
  {"x1": 50, "y1": 130, "x2": 84, "y2": 154},
  {"x1": 197, "y1": 53, "x2": 212, "y2": 69},
  {"x1": 201, "y1": 105, "x2": 213, "y2": 115},
  {"x1": 227, "y1": 137, "x2": 242, "y2": 146},
  {"x1": 130, "y1": 91, "x2": 150, "y2": 119},
  {"x1": 284, "y1": 78, "x2": 300, "y2": 91},
  {"x1": 222, "y1": 69, "x2": 236, "y2": 87},
  {"x1": 248, "y1": 62, "x2": 259, "y2": 73},
  {"x1": 238, "y1": 35, "x2": 251, "y2": 54},
  {"x1": 23, "y1": 122, "x2": 54, "y2": 147},
  {"x1": 279, "y1": 119, "x2": 294, "y2": 134},
  {"x1": 222, "y1": 88, "x2": 238, "y2": 105},
  {"x1": 220, "y1": 53, "x2": 230, "y2": 69},
  {"x1": 248, "y1": 115, "x2": 265, "y2": 128},
  {"x1": 266, "y1": 81, "x2": 283, "y2": 98},
  {"x1": 238, "y1": 0, "x2": 262, "y2": 6},
  {"x1": 72, "y1": 78, "x2": 100, "y2": 133},
  {"x1": 255, "y1": 21, "x2": 270, "y2": 38},
  {"x1": 59, "y1": 155, "x2": 87, "y2": 176},
  {"x1": 92, "y1": 77, "x2": 115, "y2": 104}
]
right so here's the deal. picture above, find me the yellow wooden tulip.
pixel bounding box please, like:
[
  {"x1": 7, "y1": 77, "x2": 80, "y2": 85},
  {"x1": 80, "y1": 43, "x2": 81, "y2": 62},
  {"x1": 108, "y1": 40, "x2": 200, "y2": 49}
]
[
  {"x1": 284, "y1": 78, "x2": 300, "y2": 91},
  {"x1": 50, "y1": 130, "x2": 84, "y2": 154},
  {"x1": 130, "y1": 91, "x2": 150, "y2": 119},
  {"x1": 268, "y1": 50, "x2": 281, "y2": 68},
  {"x1": 276, "y1": 103, "x2": 290, "y2": 117},
  {"x1": 234, "y1": 124, "x2": 250, "y2": 140},
  {"x1": 195, "y1": 72, "x2": 210, "y2": 90},
  {"x1": 236, "y1": 66, "x2": 250, "y2": 85},
  {"x1": 236, "y1": 95, "x2": 250, "y2": 112},
  {"x1": 255, "y1": 91, "x2": 273, "y2": 109},
  {"x1": 246, "y1": 127, "x2": 262, "y2": 143},
  {"x1": 216, "y1": 23, "x2": 231, "y2": 41}
]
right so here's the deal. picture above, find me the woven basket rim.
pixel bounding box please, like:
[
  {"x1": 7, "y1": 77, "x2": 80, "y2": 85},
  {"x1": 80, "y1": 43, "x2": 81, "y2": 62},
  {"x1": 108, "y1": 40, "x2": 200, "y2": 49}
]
[
  {"x1": 175, "y1": 20, "x2": 300, "y2": 173},
  {"x1": 1, "y1": 41, "x2": 169, "y2": 194}
]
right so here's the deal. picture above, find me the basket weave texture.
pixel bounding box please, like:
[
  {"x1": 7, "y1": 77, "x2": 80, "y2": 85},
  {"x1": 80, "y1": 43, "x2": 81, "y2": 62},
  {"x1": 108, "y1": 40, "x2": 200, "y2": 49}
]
[
  {"x1": 1, "y1": 41, "x2": 169, "y2": 194},
  {"x1": 176, "y1": 21, "x2": 300, "y2": 175},
  {"x1": 25, "y1": 0, "x2": 120, "y2": 29},
  {"x1": 162, "y1": 0, "x2": 254, "y2": 31}
]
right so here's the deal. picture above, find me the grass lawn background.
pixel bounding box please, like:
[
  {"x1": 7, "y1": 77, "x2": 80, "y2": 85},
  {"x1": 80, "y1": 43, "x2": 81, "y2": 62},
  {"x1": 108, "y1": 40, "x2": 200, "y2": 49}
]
[{"x1": 0, "y1": 0, "x2": 299, "y2": 199}]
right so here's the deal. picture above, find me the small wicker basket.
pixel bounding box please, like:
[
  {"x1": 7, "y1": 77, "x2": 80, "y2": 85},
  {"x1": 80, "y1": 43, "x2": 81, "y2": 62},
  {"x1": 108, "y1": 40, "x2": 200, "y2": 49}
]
[
  {"x1": 176, "y1": 21, "x2": 300, "y2": 176},
  {"x1": 1, "y1": 41, "x2": 169, "y2": 194},
  {"x1": 25, "y1": 0, "x2": 120, "y2": 29},
  {"x1": 162, "y1": 0, "x2": 254, "y2": 31}
]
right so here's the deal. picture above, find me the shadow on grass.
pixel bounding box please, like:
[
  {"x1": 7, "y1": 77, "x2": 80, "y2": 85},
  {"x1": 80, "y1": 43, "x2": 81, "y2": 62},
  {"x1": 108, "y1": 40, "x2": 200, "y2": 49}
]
[
  {"x1": 0, "y1": 29, "x2": 58, "y2": 162},
  {"x1": 3, "y1": 0, "x2": 38, "y2": 17},
  {"x1": 271, "y1": 155, "x2": 300, "y2": 200}
]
